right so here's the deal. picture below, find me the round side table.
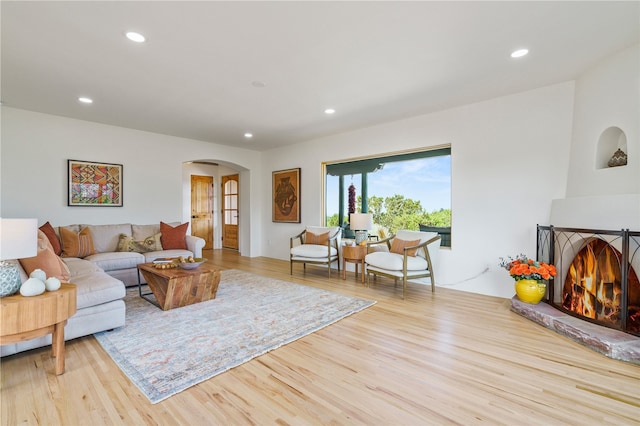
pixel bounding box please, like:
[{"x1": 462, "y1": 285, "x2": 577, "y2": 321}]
[
  {"x1": 0, "y1": 283, "x2": 77, "y2": 375},
  {"x1": 342, "y1": 245, "x2": 368, "y2": 283}
]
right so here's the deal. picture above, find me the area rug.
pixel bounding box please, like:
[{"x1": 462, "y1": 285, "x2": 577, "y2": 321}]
[{"x1": 94, "y1": 269, "x2": 375, "y2": 404}]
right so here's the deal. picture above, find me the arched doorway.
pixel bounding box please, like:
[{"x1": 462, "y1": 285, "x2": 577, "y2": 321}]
[{"x1": 182, "y1": 160, "x2": 248, "y2": 253}]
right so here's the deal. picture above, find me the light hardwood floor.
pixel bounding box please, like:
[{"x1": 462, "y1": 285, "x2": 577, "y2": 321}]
[{"x1": 2, "y1": 249, "x2": 639, "y2": 425}]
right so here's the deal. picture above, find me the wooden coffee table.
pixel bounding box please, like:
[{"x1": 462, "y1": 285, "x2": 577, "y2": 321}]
[
  {"x1": 137, "y1": 263, "x2": 221, "y2": 310},
  {"x1": 0, "y1": 283, "x2": 77, "y2": 375}
]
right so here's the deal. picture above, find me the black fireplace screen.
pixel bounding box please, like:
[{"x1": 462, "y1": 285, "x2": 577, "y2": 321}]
[{"x1": 537, "y1": 226, "x2": 640, "y2": 336}]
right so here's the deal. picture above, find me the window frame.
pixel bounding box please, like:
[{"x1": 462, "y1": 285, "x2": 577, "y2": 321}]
[{"x1": 322, "y1": 145, "x2": 452, "y2": 246}]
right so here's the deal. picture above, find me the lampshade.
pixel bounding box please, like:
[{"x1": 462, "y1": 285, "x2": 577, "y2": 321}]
[
  {"x1": 0, "y1": 218, "x2": 38, "y2": 260},
  {"x1": 349, "y1": 213, "x2": 373, "y2": 231}
]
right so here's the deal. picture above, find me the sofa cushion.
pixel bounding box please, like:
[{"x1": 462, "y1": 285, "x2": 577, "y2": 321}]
[
  {"x1": 19, "y1": 230, "x2": 70, "y2": 281},
  {"x1": 60, "y1": 226, "x2": 96, "y2": 258},
  {"x1": 132, "y1": 224, "x2": 160, "y2": 240},
  {"x1": 84, "y1": 251, "x2": 144, "y2": 272},
  {"x1": 72, "y1": 270, "x2": 126, "y2": 310},
  {"x1": 62, "y1": 258, "x2": 104, "y2": 277},
  {"x1": 132, "y1": 222, "x2": 182, "y2": 240},
  {"x1": 56, "y1": 224, "x2": 80, "y2": 237},
  {"x1": 291, "y1": 244, "x2": 338, "y2": 258},
  {"x1": 87, "y1": 224, "x2": 133, "y2": 253},
  {"x1": 39, "y1": 221, "x2": 62, "y2": 255},
  {"x1": 160, "y1": 221, "x2": 188, "y2": 250},
  {"x1": 116, "y1": 233, "x2": 163, "y2": 253},
  {"x1": 365, "y1": 251, "x2": 428, "y2": 271}
]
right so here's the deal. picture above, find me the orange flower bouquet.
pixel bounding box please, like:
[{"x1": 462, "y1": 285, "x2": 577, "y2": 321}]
[{"x1": 499, "y1": 254, "x2": 557, "y2": 282}]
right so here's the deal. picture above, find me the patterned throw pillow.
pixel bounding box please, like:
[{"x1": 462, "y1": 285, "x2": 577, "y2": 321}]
[
  {"x1": 390, "y1": 238, "x2": 420, "y2": 257},
  {"x1": 19, "y1": 230, "x2": 71, "y2": 281},
  {"x1": 160, "y1": 221, "x2": 188, "y2": 250},
  {"x1": 305, "y1": 231, "x2": 329, "y2": 245},
  {"x1": 60, "y1": 226, "x2": 96, "y2": 258},
  {"x1": 116, "y1": 233, "x2": 163, "y2": 253}
]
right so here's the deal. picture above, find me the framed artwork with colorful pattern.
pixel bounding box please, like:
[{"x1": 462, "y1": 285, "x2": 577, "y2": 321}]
[{"x1": 68, "y1": 159, "x2": 123, "y2": 207}]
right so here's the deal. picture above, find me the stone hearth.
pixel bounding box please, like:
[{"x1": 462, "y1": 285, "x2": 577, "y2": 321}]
[{"x1": 511, "y1": 298, "x2": 640, "y2": 365}]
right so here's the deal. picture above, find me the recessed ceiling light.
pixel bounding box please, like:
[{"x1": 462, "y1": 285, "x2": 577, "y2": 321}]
[
  {"x1": 126, "y1": 32, "x2": 146, "y2": 43},
  {"x1": 324, "y1": 108, "x2": 336, "y2": 115},
  {"x1": 244, "y1": 133, "x2": 253, "y2": 139},
  {"x1": 511, "y1": 49, "x2": 529, "y2": 58},
  {"x1": 78, "y1": 97, "x2": 93, "y2": 104}
]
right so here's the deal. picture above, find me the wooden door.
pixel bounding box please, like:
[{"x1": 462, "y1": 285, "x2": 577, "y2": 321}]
[
  {"x1": 191, "y1": 175, "x2": 214, "y2": 250},
  {"x1": 222, "y1": 174, "x2": 239, "y2": 250}
]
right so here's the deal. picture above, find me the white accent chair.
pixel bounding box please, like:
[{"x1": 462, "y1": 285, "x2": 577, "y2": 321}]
[
  {"x1": 365, "y1": 230, "x2": 440, "y2": 299},
  {"x1": 290, "y1": 226, "x2": 341, "y2": 277}
]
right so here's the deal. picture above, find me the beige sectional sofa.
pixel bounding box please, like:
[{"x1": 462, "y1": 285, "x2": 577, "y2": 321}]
[
  {"x1": 1, "y1": 222, "x2": 205, "y2": 357},
  {"x1": 72, "y1": 222, "x2": 205, "y2": 286}
]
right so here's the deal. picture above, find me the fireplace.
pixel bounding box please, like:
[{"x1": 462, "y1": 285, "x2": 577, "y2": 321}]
[{"x1": 537, "y1": 226, "x2": 640, "y2": 337}]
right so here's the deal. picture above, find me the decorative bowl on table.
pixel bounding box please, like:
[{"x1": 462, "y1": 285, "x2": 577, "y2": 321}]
[{"x1": 178, "y1": 258, "x2": 206, "y2": 269}]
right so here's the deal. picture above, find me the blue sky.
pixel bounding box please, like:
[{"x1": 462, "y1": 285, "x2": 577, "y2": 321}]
[{"x1": 326, "y1": 156, "x2": 451, "y2": 216}]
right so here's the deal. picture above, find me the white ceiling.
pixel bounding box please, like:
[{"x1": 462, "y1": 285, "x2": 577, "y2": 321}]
[{"x1": 2, "y1": 1, "x2": 638, "y2": 151}]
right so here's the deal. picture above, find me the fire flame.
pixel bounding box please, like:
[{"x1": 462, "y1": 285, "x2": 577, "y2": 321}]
[
  {"x1": 563, "y1": 239, "x2": 629, "y2": 325},
  {"x1": 561, "y1": 236, "x2": 640, "y2": 334}
]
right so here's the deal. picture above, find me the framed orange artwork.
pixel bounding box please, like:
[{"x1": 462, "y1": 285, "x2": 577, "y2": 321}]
[
  {"x1": 272, "y1": 168, "x2": 300, "y2": 223},
  {"x1": 68, "y1": 159, "x2": 123, "y2": 206}
]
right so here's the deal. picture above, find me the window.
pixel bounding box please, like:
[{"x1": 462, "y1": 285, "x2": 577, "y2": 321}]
[
  {"x1": 223, "y1": 178, "x2": 238, "y2": 225},
  {"x1": 325, "y1": 146, "x2": 451, "y2": 247}
]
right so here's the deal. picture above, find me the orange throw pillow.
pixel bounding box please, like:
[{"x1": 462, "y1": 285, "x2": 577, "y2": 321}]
[
  {"x1": 60, "y1": 226, "x2": 96, "y2": 258},
  {"x1": 390, "y1": 238, "x2": 420, "y2": 257},
  {"x1": 19, "y1": 230, "x2": 70, "y2": 281},
  {"x1": 39, "y1": 221, "x2": 62, "y2": 255},
  {"x1": 305, "y1": 231, "x2": 329, "y2": 245},
  {"x1": 160, "y1": 222, "x2": 188, "y2": 250}
]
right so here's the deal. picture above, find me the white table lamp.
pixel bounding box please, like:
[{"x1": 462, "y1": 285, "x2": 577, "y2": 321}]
[
  {"x1": 0, "y1": 218, "x2": 38, "y2": 297},
  {"x1": 350, "y1": 213, "x2": 373, "y2": 245}
]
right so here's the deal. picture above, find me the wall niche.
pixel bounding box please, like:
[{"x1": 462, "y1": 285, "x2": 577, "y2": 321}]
[{"x1": 596, "y1": 126, "x2": 628, "y2": 170}]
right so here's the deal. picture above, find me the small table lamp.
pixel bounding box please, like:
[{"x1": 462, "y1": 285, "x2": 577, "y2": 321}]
[
  {"x1": 0, "y1": 218, "x2": 38, "y2": 297},
  {"x1": 349, "y1": 213, "x2": 374, "y2": 245}
]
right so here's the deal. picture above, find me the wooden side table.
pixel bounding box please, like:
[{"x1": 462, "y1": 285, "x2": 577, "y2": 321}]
[
  {"x1": 0, "y1": 283, "x2": 77, "y2": 375},
  {"x1": 343, "y1": 245, "x2": 368, "y2": 283}
]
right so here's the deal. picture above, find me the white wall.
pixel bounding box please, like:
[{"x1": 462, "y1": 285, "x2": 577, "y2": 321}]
[
  {"x1": 566, "y1": 44, "x2": 639, "y2": 198},
  {"x1": 261, "y1": 82, "x2": 575, "y2": 298},
  {"x1": 1, "y1": 108, "x2": 262, "y2": 256},
  {"x1": 551, "y1": 44, "x2": 640, "y2": 230}
]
